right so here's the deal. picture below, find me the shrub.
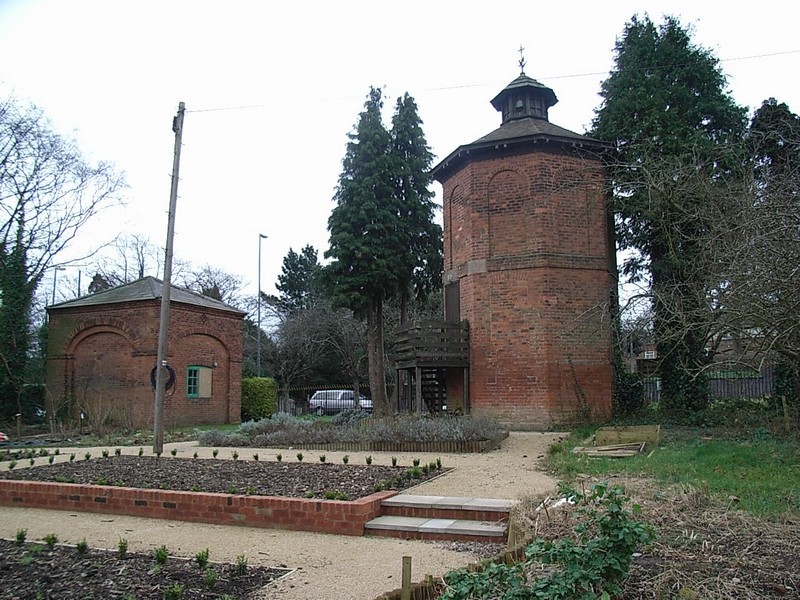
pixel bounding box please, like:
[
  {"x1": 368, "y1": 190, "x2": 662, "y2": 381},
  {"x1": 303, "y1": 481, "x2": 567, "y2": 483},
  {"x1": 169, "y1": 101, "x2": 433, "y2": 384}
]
[
  {"x1": 241, "y1": 377, "x2": 278, "y2": 421},
  {"x1": 331, "y1": 408, "x2": 370, "y2": 427},
  {"x1": 198, "y1": 429, "x2": 250, "y2": 447}
]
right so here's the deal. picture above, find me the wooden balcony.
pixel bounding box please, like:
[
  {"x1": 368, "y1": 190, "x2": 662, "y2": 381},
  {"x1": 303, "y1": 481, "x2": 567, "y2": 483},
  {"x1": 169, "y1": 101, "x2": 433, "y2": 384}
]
[
  {"x1": 392, "y1": 320, "x2": 469, "y2": 414},
  {"x1": 393, "y1": 320, "x2": 469, "y2": 370}
]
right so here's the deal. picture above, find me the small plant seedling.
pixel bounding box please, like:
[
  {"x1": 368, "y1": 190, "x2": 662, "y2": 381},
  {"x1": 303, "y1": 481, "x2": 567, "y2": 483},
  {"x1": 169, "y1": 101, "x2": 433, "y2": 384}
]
[
  {"x1": 54, "y1": 448, "x2": 60, "y2": 456},
  {"x1": 115, "y1": 479, "x2": 124, "y2": 486},
  {"x1": 412, "y1": 458, "x2": 420, "y2": 467},
  {"x1": 76, "y1": 538, "x2": 88, "y2": 554},
  {"x1": 115, "y1": 448, "x2": 122, "y2": 456},
  {"x1": 319, "y1": 454, "x2": 326, "y2": 463},
  {"x1": 276, "y1": 453, "x2": 282, "y2": 462},
  {"x1": 29, "y1": 458, "x2": 35, "y2": 466},
  {"x1": 436, "y1": 457, "x2": 442, "y2": 470},
  {"x1": 171, "y1": 448, "x2": 178, "y2": 457},
  {"x1": 304, "y1": 491, "x2": 315, "y2": 498},
  {"x1": 385, "y1": 479, "x2": 394, "y2": 489},
  {"x1": 212, "y1": 449, "x2": 219, "y2": 458},
  {"x1": 246, "y1": 485, "x2": 256, "y2": 495},
  {"x1": 203, "y1": 567, "x2": 219, "y2": 589},
  {"x1": 43, "y1": 533, "x2": 58, "y2": 550},
  {"x1": 15, "y1": 528, "x2": 27, "y2": 544},
  {"x1": 324, "y1": 490, "x2": 336, "y2": 499},
  {"x1": 48, "y1": 455, "x2": 55, "y2": 464},
  {"x1": 190, "y1": 485, "x2": 200, "y2": 492},
  {"x1": 155, "y1": 451, "x2": 162, "y2": 458},
  {"x1": 163, "y1": 582, "x2": 185, "y2": 600},
  {"x1": 252, "y1": 453, "x2": 259, "y2": 461},
  {"x1": 336, "y1": 491, "x2": 348, "y2": 500},
  {"x1": 365, "y1": 455, "x2": 372, "y2": 465},
  {"x1": 195, "y1": 547, "x2": 210, "y2": 569},
  {"x1": 159, "y1": 482, "x2": 169, "y2": 490},
  {"x1": 391, "y1": 456, "x2": 397, "y2": 467},
  {"x1": 234, "y1": 554, "x2": 247, "y2": 576},
  {"x1": 374, "y1": 482, "x2": 383, "y2": 492},
  {"x1": 227, "y1": 485, "x2": 238, "y2": 494},
  {"x1": 84, "y1": 452, "x2": 91, "y2": 461},
  {"x1": 69, "y1": 453, "x2": 76, "y2": 462},
  {"x1": 118, "y1": 537, "x2": 128, "y2": 559},
  {"x1": 94, "y1": 477, "x2": 109, "y2": 486},
  {"x1": 7, "y1": 460, "x2": 16, "y2": 470},
  {"x1": 193, "y1": 451, "x2": 199, "y2": 459},
  {"x1": 342, "y1": 454, "x2": 349, "y2": 464},
  {"x1": 154, "y1": 545, "x2": 169, "y2": 565},
  {"x1": 296, "y1": 452, "x2": 304, "y2": 462},
  {"x1": 232, "y1": 451, "x2": 239, "y2": 460},
  {"x1": 138, "y1": 447, "x2": 144, "y2": 457},
  {"x1": 102, "y1": 449, "x2": 109, "y2": 458}
]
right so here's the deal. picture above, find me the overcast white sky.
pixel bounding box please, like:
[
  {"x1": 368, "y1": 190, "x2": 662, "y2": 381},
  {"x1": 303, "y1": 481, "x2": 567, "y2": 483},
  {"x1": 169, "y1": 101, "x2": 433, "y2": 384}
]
[{"x1": 1, "y1": 1, "x2": 798, "y2": 305}]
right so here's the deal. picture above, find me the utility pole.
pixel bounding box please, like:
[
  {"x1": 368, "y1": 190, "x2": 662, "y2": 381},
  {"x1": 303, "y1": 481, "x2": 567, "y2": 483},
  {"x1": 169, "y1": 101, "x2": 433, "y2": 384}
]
[{"x1": 153, "y1": 101, "x2": 185, "y2": 454}]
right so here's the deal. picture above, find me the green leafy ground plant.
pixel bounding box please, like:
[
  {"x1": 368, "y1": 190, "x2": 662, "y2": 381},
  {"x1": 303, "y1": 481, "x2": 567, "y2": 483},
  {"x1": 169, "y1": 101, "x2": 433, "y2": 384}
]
[{"x1": 440, "y1": 482, "x2": 653, "y2": 600}]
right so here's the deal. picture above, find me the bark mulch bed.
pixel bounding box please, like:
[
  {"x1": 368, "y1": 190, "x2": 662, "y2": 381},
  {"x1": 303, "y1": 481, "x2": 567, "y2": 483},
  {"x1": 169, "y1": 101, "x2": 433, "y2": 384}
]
[
  {"x1": 0, "y1": 455, "x2": 447, "y2": 499},
  {"x1": 0, "y1": 538, "x2": 289, "y2": 599}
]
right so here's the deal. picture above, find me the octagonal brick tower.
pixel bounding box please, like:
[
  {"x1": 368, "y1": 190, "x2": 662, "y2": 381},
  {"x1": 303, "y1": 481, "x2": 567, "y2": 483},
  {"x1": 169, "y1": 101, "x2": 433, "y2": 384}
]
[{"x1": 431, "y1": 72, "x2": 616, "y2": 428}]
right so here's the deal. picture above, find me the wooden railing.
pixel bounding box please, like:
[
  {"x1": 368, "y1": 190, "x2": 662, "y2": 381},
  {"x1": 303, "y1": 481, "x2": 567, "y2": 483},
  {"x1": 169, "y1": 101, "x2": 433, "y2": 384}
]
[{"x1": 393, "y1": 320, "x2": 469, "y2": 370}]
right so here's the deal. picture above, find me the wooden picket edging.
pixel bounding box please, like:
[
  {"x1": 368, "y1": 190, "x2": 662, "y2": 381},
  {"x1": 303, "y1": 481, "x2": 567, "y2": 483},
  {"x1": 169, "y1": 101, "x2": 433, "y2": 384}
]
[{"x1": 263, "y1": 430, "x2": 508, "y2": 454}]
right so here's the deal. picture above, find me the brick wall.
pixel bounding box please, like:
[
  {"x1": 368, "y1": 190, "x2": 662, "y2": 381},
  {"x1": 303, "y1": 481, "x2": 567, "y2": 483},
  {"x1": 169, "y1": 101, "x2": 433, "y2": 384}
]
[
  {"x1": 46, "y1": 300, "x2": 243, "y2": 428},
  {"x1": 0, "y1": 480, "x2": 393, "y2": 536},
  {"x1": 441, "y1": 148, "x2": 614, "y2": 428}
]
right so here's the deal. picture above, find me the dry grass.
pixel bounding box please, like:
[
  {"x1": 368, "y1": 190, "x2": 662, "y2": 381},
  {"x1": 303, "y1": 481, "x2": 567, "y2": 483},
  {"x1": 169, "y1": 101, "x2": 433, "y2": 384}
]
[{"x1": 509, "y1": 476, "x2": 799, "y2": 599}]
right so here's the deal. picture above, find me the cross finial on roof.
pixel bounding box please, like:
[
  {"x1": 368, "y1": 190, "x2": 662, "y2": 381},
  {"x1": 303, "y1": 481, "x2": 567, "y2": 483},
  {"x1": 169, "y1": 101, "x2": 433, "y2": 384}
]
[{"x1": 518, "y1": 45, "x2": 526, "y2": 75}]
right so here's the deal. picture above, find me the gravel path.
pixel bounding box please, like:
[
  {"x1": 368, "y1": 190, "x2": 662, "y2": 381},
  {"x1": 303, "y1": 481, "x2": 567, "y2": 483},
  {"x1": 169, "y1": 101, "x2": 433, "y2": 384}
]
[{"x1": 0, "y1": 431, "x2": 564, "y2": 599}]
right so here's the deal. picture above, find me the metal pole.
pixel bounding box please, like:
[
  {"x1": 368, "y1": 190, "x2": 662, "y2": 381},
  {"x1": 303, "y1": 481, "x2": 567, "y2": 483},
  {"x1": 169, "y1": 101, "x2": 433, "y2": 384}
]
[
  {"x1": 153, "y1": 101, "x2": 185, "y2": 455},
  {"x1": 51, "y1": 267, "x2": 64, "y2": 305},
  {"x1": 256, "y1": 234, "x2": 267, "y2": 377}
]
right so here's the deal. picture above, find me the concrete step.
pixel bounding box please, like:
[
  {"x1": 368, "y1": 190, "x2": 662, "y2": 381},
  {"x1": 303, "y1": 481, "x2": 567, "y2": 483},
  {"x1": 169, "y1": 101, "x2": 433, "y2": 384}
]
[
  {"x1": 364, "y1": 515, "x2": 507, "y2": 542},
  {"x1": 364, "y1": 494, "x2": 514, "y2": 542},
  {"x1": 380, "y1": 494, "x2": 514, "y2": 521}
]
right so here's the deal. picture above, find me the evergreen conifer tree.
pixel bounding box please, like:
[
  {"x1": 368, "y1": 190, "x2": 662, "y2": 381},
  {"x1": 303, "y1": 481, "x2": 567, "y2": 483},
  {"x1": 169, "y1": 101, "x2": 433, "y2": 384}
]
[{"x1": 592, "y1": 15, "x2": 747, "y2": 417}]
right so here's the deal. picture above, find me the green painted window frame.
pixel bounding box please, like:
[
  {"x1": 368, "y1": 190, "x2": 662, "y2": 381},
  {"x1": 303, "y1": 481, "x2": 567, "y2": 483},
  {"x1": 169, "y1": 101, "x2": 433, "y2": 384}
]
[{"x1": 186, "y1": 366, "x2": 200, "y2": 398}]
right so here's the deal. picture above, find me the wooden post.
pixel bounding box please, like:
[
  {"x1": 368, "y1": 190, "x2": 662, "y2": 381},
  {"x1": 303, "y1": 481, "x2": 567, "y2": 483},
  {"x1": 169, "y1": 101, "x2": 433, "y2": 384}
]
[
  {"x1": 401, "y1": 555, "x2": 412, "y2": 600},
  {"x1": 415, "y1": 366, "x2": 423, "y2": 414},
  {"x1": 153, "y1": 101, "x2": 185, "y2": 455}
]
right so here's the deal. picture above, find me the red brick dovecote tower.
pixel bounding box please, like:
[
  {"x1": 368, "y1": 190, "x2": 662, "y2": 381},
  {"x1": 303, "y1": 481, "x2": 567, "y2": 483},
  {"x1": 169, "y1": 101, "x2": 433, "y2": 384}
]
[{"x1": 431, "y1": 72, "x2": 616, "y2": 428}]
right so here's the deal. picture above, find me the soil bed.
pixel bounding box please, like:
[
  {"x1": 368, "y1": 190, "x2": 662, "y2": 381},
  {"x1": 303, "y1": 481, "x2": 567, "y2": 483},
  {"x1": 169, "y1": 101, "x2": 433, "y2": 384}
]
[
  {"x1": 0, "y1": 455, "x2": 446, "y2": 499},
  {"x1": 0, "y1": 538, "x2": 288, "y2": 599}
]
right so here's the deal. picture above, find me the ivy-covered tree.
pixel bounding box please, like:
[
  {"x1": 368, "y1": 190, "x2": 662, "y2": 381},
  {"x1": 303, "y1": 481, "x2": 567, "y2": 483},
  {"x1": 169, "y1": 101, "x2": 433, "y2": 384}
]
[
  {"x1": 325, "y1": 87, "x2": 406, "y2": 414},
  {"x1": 0, "y1": 96, "x2": 125, "y2": 420},
  {"x1": 592, "y1": 15, "x2": 747, "y2": 417},
  {"x1": 390, "y1": 93, "x2": 443, "y2": 323}
]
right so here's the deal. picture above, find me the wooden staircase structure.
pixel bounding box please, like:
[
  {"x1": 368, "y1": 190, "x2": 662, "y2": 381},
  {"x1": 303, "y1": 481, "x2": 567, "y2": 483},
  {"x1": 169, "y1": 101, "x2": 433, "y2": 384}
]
[{"x1": 392, "y1": 320, "x2": 469, "y2": 414}]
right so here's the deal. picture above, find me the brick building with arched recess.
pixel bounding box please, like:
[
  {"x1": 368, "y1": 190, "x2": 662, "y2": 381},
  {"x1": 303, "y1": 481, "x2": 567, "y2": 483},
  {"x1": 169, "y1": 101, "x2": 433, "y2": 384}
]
[
  {"x1": 45, "y1": 277, "x2": 244, "y2": 430},
  {"x1": 427, "y1": 70, "x2": 616, "y2": 428}
]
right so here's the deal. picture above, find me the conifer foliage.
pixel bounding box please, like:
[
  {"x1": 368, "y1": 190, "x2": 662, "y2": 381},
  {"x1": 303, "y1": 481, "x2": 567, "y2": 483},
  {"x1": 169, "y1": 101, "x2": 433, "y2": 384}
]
[
  {"x1": 326, "y1": 87, "x2": 441, "y2": 414},
  {"x1": 592, "y1": 15, "x2": 747, "y2": 417}
]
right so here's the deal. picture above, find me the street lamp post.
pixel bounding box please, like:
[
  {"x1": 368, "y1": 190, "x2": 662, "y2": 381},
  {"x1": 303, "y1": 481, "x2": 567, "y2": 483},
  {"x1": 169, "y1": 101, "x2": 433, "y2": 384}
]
[
  {"x1": 51, "y1": 267, "x2": 66, "y2": 305},
  {"x1": 256, "y1": 234, "x2": 268, "y2": 377}
]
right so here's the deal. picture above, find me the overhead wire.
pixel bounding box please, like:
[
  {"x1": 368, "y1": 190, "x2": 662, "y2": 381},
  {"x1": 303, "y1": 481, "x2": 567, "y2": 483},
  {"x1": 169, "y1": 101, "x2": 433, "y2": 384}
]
[{"x1": 185, "y1": 49, "x2": 800, "y2": 115}]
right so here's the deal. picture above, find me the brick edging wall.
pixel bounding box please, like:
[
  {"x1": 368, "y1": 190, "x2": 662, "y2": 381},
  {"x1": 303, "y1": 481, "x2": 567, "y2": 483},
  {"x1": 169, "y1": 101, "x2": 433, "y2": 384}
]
[{"x1": 0, "y1": 480, "x2": 396, "y2": 536}]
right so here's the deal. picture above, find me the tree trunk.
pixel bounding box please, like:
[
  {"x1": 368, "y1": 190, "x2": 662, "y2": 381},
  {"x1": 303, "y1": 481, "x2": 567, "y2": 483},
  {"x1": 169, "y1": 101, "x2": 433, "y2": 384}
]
[
  {"x1": 366, "y1": 295, "x2": 388, "y2": 415},
  {"x1": 278, "y1": 386, "x2": 292, "y2": 414}
]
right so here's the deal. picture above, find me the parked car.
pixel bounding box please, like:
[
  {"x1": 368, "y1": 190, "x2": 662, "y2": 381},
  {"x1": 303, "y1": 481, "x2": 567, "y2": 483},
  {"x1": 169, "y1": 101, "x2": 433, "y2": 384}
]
[{"x1": 308, "y1": 390, "x2": 372, "y2": 416}]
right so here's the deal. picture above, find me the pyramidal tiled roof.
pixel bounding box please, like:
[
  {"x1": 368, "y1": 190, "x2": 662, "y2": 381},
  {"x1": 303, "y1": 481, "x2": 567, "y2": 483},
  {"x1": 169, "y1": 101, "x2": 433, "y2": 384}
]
[{"x1": 49, "y1": 276, "x2": 245, "y2": 315}]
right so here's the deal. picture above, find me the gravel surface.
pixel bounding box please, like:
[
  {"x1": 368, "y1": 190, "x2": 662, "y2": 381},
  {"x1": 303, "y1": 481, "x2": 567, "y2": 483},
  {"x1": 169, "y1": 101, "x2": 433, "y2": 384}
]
[{"x1": 0, "y1": 432, "x2": 564, "y2": 599}]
